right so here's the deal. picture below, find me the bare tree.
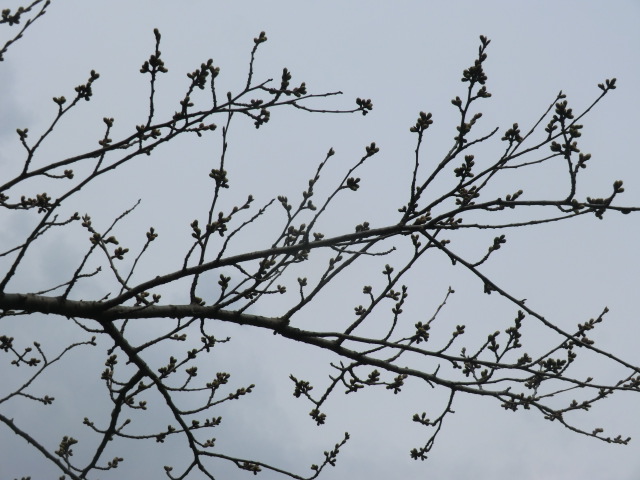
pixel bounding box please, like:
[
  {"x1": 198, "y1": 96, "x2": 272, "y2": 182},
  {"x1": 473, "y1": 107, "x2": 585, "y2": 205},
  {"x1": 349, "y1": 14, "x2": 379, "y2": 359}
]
[{"x1": 1, "y1": 3, "x2": 639, "y2": 479}]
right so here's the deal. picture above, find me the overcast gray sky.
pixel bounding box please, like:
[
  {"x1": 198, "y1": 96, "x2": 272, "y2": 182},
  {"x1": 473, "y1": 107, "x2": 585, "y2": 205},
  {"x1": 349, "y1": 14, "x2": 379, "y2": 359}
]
[{"x1": 1, "y1": 1, "x2": 640, "y2": 479}]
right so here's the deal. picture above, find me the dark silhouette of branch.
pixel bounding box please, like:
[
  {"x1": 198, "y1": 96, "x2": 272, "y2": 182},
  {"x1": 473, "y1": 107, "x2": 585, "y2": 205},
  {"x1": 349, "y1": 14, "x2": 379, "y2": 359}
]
[{"x1": 0, "y1": 15, "x2": 638, "y2": 480}]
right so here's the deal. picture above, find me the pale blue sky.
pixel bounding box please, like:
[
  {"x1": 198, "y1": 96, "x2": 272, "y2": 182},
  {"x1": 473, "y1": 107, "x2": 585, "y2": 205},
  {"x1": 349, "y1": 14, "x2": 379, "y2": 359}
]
[{"x1": 1, "y1": 1, "x2": 639, "y2": 479}]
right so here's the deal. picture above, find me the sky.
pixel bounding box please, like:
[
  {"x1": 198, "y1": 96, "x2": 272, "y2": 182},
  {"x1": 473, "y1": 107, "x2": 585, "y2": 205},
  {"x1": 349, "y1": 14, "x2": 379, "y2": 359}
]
[{"x1": 1, "y1": 1, "x2": 640, "y2": 479}]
